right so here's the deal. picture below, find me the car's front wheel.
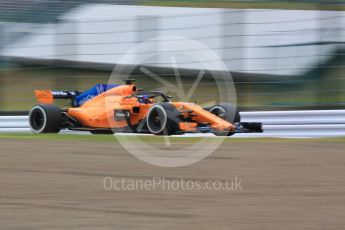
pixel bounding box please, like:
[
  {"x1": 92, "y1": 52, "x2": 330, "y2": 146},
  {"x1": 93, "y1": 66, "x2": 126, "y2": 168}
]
[
  {"x1": 146, "y1": 103, "x2": 180, "y2": 135},
  {"x1": 209, "y1": 103, "x2": 240, "y2": 136}
]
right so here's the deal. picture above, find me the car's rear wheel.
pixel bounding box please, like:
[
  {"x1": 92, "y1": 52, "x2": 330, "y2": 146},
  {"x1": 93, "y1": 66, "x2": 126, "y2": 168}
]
[
  {"x1": 209, "y1": 103, "x2": 240, "y2": 136},
  {"x1": 146, "y1": 103, "x2": 180, "y2": 135},
  {"x1": 29, "y1": 104, "x2": 62, "y2": 133}
]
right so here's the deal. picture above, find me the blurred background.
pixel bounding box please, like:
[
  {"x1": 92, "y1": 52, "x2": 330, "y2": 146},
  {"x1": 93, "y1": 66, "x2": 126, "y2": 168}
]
[{"x1": 0, "y1": 0, "x2": 344, "y2": 112}]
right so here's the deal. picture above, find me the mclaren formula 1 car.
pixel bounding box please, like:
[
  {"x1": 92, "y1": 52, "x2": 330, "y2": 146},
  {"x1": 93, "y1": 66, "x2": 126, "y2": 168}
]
[{"x1": 29, "y1": 80, "x2": 262, "y2": 136}]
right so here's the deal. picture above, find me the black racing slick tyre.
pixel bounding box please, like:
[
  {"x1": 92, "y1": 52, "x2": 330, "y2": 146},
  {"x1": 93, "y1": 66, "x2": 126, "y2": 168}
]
[
  {"x1": 146, "y1": 103, "x2": 180, "y2": 136},
  {"x1": 209, "y1": 103, "x2": 240, "y2": 123},
  {"x1": 29, "y1": 104, "x2": 62, "y2": 133},
  {"x1": 209, "y1": 103, "x2": 240, "y2": 136}
]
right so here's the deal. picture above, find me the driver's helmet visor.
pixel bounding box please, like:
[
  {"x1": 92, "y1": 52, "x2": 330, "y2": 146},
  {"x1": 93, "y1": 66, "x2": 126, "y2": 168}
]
[{"x1": 138, "y1": 95, "x2": 150, "y2": 104}]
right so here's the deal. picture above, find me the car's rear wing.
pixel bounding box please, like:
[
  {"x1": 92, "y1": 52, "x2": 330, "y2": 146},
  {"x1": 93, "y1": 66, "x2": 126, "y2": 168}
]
[
  {"x1": 34, "y1": 90, "x2": 78, "y2": 104},
  {"x1": 34, "y1": 84, "x2": 119, "y2": 106}
]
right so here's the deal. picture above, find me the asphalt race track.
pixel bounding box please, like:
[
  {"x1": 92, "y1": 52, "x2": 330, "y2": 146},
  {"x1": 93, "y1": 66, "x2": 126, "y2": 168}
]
[{"x1": 1, "y1": 138, "x2": 345, "y2": 229}]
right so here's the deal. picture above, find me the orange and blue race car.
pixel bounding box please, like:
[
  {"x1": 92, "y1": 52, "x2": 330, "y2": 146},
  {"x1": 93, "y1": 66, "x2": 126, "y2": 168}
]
[{"x1": 29, "y1": 80, "x2": 262, "y2": 136}]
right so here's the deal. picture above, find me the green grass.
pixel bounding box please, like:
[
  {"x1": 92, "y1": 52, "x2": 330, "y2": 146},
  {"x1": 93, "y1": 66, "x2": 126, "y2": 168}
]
[
  {"x1": 1, "y1": 133, "x2": 345, "y2": 143},
  {"x1": 0, "y1": 133, "x2": 205, "y2": 143},
  {"x1": 144, "y1": 1, "x2": 345, "y2": 11},
  {"x1": 0, "y1": 68, "x2": 224, "y2": 110},
  {"x1": 2, "y1": 67, "x2": 345, "y2": 111},
  {"x1": 1, "y1": 51, "x2": 345, "y2": 111}
]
